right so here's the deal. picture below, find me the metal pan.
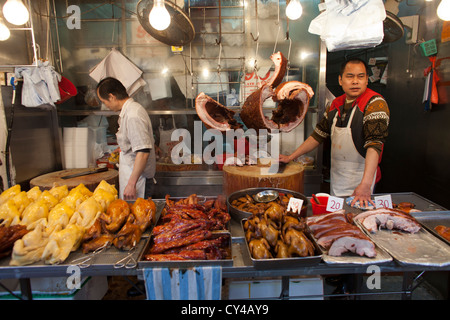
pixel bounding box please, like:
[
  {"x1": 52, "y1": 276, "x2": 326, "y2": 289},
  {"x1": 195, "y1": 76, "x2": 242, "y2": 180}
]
[
  {"x1": 354, "y1": 218, "x2": 450, "y2": 267},
  {"x1": 228, "y1": 187, "x2": 309, "y2": 222},
  {"x1": 241, "y1": 219, "x2": 322, "y2": 269},
  {"x1": 411, "y1": 211, "x2": 450, "y2": 246},
  {"x1": 137, "y1": 196, "x2": 233, "y2": 268}
]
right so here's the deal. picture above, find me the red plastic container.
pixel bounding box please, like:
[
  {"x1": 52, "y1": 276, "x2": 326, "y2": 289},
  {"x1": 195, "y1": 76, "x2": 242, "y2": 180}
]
[
  {"x1": 311, "y1": 195, "x2": 331, "y2": 215},
  {"x1": 56, "y1": 76, "x2": 77, "y2": 104}
]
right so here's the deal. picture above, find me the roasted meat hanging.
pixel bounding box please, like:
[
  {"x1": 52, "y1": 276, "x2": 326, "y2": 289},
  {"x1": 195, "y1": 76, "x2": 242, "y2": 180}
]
[
  {"x1": 240, "y1": 81, "x2": 314, "y2": 133},
  {"x1": 195, "y1": 92, "x2": 243, "y2": 132}
]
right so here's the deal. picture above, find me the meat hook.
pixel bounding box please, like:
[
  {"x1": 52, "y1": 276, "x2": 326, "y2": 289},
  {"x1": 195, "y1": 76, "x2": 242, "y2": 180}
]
[
  {"x1": 70, "y1": 241, "x2": 110, "y2": 269},
  {"x1": 215, "y1": 0, "x2": 222, "y2": 45}
]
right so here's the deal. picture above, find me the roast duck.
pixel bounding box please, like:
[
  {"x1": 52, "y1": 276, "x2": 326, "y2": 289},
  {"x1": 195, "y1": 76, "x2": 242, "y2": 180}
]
[
  {"x1": 243, "y1": 202, "x2": 316, "y2": 259},
  {"x1": 143, "y1": 194, "x2": 231, "y2": 261},
  {"x1": 195, "y1": 51, "x2": 314, "y2": 133}
]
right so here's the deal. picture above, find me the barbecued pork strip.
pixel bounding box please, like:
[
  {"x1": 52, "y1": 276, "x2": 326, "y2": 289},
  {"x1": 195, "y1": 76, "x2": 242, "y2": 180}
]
[{"x1": 353, "y1": 208, "x2": 421, "y2": 233}]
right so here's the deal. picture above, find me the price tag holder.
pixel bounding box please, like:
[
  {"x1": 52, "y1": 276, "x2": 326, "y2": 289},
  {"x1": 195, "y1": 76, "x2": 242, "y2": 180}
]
[
  {"x1": 287, "y1": 197, "x2": 304, "y2": 214},
  {"x1": 326, "y1": 196, "x2": 344, "y2": 212},
  {"x1": 374, "y1": 194, "x2": 393, "y2": 209}
]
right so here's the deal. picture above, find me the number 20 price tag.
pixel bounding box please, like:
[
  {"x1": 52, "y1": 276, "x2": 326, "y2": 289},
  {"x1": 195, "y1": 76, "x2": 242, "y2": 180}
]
[
  {"x1": 374, "y1": 194, "x2": 393, "y2": 209},
  {"x1": 326, "y1": 196, "x2": 344, "y2": 212}
]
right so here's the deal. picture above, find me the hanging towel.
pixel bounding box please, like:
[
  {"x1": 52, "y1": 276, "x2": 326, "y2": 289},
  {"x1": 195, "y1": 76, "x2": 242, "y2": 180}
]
[
  {"x1": 143, "y1": 266, "x2": 222, "y2": 300},
  {"x1": 89, "y1": 48, "x2": 146, "y2": 96}
]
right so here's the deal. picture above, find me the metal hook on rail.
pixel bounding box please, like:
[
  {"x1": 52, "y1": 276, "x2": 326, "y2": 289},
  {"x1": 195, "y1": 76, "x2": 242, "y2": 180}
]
[
  {"x1": 250, "y1": 0, "x2": 259, "y2": 42},
  {"x1": 215, "y1": 0, "x2": 222, "y2": 45}
]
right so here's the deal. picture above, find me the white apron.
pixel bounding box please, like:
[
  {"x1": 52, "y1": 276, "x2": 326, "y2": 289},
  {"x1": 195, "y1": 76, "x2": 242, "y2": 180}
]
[
  {"x1": 118, "y1": 151, "x2": 146, "y2": 200},
  {"x1": 330, "y1": 106, "x2": 376, "y2": 197}
]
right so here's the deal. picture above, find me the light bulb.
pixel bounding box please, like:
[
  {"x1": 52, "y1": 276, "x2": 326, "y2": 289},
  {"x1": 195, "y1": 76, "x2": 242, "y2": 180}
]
[
  {"x1": 0, "y1": 19, "x2": 10, "y2": 41},
  {"x1": 286, "y1": 0, "x2": 303, "y2": 20},
  {"x1": 3, "y1": 0, "x2": 29, "y2": 26},
  {"x1": 437, "y1": 0, "x2": 450, "y2": 21},
  {"x1": 149, "y1": 0, "x2": 171, "y2": 31}
]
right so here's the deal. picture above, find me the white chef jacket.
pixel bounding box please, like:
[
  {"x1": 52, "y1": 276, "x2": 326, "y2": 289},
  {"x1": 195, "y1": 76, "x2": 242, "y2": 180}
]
[{"x1": 117, "y1": 98, "x2": 156, "y2": 199}]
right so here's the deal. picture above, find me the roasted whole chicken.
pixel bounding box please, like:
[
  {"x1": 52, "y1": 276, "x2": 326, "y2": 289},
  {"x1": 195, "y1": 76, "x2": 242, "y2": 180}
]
[
  {"x1": 248, "y1": 238, "x2": 272, "y2": 259},
  {"x1": 243, "y1": 204, "x2": 316, "y2": 260},
  {"x1": 101, "y1": 199, "x2": 130, "y2": 233},
  {"x1": 82, "y1": 197, "x2": 156, "y2": 252}
]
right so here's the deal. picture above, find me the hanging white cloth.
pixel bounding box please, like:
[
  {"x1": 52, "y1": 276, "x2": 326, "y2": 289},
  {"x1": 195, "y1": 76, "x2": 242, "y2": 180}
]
[
  {"x1": 15, "y1": 61, "x2": 61, "y2": 108},
  {"x1": 89, "y1": 48, "x2": 146, "y2": 96}
]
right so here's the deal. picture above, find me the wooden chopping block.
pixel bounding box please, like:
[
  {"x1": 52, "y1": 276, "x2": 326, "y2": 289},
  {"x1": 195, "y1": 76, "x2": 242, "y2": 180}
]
[
  {"x1": 222, "y1": 162, "x2": 304, "y2": 197},
  {"x1": 30, "y1": 168, "x2": 119, "y2": 192}
]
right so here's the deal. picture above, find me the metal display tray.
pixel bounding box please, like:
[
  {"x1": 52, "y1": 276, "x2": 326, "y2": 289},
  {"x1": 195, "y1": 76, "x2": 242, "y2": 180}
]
[
  {"x1": 0, "y1": 200, "x2": 166, "y2": 277},
  {"x1": 240, "y1": 219, "x2": 322, "y2": 269},
  {"x1": 411, "y1": 211, "x2": 450, "y2": 246},
  {"x1": 354, "y1": 217, "x2": 450, "y2": 267},
  {"x1": 138, "y1": 196, "x2": 233, "y2": 268}
]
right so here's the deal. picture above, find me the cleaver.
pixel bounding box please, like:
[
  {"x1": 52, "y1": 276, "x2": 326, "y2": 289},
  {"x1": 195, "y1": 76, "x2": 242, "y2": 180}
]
[
  {"x1": 267, "y1": 162, "x2": 287, "y2": 174},
  {"x1": 61, "y1": 167, "x2": 108, "y2": 179}
]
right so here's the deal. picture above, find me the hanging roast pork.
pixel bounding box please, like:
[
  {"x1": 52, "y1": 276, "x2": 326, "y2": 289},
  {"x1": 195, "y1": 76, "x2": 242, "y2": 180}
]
[
  {"x1": 240, "y1": 80, "x2": 314, "y2": 132},
  {"x1": 195, "y1": 51, "x2": 313, "y2": 133}
]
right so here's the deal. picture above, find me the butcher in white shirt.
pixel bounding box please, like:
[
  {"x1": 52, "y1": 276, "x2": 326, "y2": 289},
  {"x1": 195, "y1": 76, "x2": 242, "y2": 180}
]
[{"x1": 96, "y1": 77, "x2": 156, "y2": 200}]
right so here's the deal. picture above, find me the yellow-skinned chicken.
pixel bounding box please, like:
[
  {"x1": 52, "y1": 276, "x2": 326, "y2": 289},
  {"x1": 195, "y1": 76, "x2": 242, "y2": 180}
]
[
  {"x1": 93, "y1": 188, "x2": 117, "y2": 212},
  {"x1": 61, "y1": 189, "x2": 89, "y2": 210},
  {"x1": 69, "y1": 196, "x2": 102, "y2": 229},
  {"x1": 37, "y1": 190, "x2": 59, "y2": 209},
  {"x1": 0, "y1": 185, "x2": 21, "y2": 206},
  {"x1": 46, "y1": 202, "x2": 75, "y2": 234},
  {"x1": 21, "y1": 199, "x2": 49, "y2": 227},
  {"x1": 26, "y1": 186, "x2": 42, "y2": 202},
  {"x1": 49, "y1": 184, "x2": 69, "y2": 201},
  {"x1": 42, "y1": 224, "x2": 85, "y2": 265},
  {"x1": 94, "y1": 180, "x2": 118, "y2": 196},
  {"x1": 10, "y1": 220, "x2": 49, "y2": 266},
  {"x1": 0, "y1": 200, "x2": 21, "y2": 227},
  {"x1": 11, "y1": 191, "x2": 31, "y2": 214},
  {"x1": 69, "y1": 183, "x2": 93, "y2": 197}
]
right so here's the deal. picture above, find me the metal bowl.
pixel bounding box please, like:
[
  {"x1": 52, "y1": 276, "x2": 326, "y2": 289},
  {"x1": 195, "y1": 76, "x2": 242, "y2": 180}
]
[
  {"x1": 254, "y1": 190, "x2": 279, "y2": 203},
  {"x1": 227, "y1": 187, "x2": 309, "y2": 221}
]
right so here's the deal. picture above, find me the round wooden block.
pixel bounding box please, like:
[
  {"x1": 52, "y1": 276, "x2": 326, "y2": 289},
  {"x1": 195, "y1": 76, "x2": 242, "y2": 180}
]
[
  {"x1": 30, "y1": 168, "x2": 119, "y2": 192},
  {"x1": 222, "y1": 162, "x2": 304, "y2": 197}
]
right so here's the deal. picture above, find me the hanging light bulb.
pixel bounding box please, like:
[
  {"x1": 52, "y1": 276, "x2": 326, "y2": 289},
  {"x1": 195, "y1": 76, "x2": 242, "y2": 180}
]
[
  {"x1": 149, "y1": 0, "x2": 171, "y2": 31},
  {"x1": 0, "y1": 18, "x2": 11, "y2": 41},
  {"x1": 437, "y1": 0, "x2": 450, "y2": 21},
  {"x1": 286, "y1": 0, "x2": 303, "y2": 20},
  {"x1": 3, "y1": 0, "x2": 29, "y2": 26}
]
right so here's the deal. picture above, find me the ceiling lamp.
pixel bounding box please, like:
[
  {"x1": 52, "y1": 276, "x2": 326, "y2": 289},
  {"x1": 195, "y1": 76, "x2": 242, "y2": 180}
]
[
  {"x1": 0, "y1": 18, "x2": 10, "y2": 41},
  {"x1": 437, "y1": 0, "x2": 450, "y2": 21},
  {"x1": 149, "y1": 0, "x2": 171, "y2": 31},
  {"x1": 3, "y1": 0, "x2": 29, "y2": 26},
  {"x1": 286, "y1": 0, "x2": 303, "y2": 20}
]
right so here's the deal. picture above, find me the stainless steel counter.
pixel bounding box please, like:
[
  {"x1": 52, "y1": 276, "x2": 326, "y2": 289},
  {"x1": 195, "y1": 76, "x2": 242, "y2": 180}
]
[{"x1": 0, "y1": 192, "x2": 448, "y2": 299}]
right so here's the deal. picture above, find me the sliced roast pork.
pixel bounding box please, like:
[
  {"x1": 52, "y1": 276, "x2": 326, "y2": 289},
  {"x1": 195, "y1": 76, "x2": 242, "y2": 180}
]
[
  {"x1": 195, "y1": 92, "x2": 243, "y2": 131},
  {"x1": 306, "y1": 211, "x2": 377, "y2": 258},
  {"x1": 353, "y1": 208, "x2": 421, "y2": 234}
]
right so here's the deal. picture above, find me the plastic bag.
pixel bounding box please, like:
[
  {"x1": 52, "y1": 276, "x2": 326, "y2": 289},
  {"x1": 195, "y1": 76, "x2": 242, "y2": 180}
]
[{"x1": 309, "y1": 0, "x2": 386, "y2": 52}]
